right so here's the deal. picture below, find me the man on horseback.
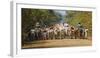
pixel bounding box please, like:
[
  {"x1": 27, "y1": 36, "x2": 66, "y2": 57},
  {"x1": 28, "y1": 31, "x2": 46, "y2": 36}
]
[
  {"x1": 77, "y1": 23, "x2": 82, "y2": 29},
  {"x1": 77, "y1": 23, "x2": 84, "y2": 39}
]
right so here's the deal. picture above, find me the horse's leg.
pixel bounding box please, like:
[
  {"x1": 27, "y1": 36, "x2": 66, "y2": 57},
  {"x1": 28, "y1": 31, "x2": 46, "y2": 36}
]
[
  {"x1": 70, "y1": 31, "x2": 73, "y2": 39},
  {"x1": 75, "y1": 33, "x2": 77, "y2": 39},
  {"x1": 75, "y1": 30, "x2": 78, "y2": 39}
]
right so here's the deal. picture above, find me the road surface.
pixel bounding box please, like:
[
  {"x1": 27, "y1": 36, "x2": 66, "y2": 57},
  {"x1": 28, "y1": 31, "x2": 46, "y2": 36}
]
[{"x1": 22, "y1": 38, "x2": 92, "y2": 49}]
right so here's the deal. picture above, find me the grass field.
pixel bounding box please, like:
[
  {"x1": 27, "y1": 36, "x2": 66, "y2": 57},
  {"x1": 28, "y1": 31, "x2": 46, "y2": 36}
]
[{"x1": 22, "y1": 37, "x2": 92, "y2": 49}]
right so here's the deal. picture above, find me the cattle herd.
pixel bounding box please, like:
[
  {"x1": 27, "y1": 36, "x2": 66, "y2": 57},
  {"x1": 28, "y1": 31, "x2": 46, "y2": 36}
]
[{"x1": 26, "y1": 23, "x2": 88, "y2": 41}]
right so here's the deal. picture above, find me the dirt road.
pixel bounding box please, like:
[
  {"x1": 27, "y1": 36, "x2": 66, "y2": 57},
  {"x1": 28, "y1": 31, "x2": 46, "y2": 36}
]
[{"x1": 22, "y1": 38, "x2": 92, "y2": 49}]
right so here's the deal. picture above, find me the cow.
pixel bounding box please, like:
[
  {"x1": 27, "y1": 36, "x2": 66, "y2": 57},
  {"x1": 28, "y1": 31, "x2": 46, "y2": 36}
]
[{"x1": 83, "y1": 28, "x2": 88, "y2": 39}]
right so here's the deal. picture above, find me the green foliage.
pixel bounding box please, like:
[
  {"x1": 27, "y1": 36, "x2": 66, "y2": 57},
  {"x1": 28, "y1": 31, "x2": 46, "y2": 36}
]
[
  {"x1": 21, "y1": 8, "x2": 59, "y2": 40},
  {"x1": 67, "y1": 11, "x2": 92, "y2": 35},
  {"x1": 22, "y1": 8, "x2": 58, "y2": 33}
]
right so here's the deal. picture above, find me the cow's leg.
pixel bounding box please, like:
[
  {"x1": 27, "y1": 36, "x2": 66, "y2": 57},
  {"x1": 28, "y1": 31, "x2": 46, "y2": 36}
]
[
  {"x1": 59, "y1": 31, "x2": 61, "y2": 39},
  {"x1": 70, "y1": 31, "x2": 73, "y2": 39},
  {"x1": 50, "y1": 32, "x2": 52, "y2": 40}
]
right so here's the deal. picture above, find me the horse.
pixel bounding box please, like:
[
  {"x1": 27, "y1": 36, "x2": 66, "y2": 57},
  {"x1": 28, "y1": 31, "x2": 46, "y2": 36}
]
[{"x1": 74, "y1": 27, "x2": 88, "y2": 39}]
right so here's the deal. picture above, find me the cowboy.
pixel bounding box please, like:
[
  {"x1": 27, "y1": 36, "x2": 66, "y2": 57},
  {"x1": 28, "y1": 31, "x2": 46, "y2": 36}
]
[{"x1": 77, "y1": 23, "x2": 82, "y2": 30}]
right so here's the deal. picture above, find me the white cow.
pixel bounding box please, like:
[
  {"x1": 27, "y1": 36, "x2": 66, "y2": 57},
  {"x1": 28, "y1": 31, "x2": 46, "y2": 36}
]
[{"x1": 84, "y1": 29, "x2": 88, "y2": 39}]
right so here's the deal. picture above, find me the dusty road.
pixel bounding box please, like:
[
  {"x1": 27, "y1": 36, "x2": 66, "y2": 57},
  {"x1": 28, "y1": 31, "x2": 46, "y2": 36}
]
[{"x1": 22, "y1": 38, "x2": 92, "y2": 49}]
